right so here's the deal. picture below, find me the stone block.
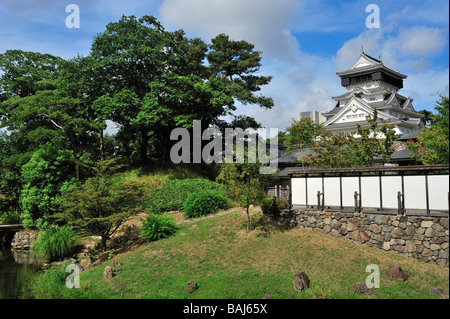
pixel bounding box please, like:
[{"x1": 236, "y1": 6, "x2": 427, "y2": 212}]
[
  {"x1": 405, "y1": 226, "x2": 416, "y2": 236},
  {"x1": 421, "y1": 221, "x2": 434, "y2": 228},
  {"x1": 422, "y1": 248, "x2": 433, "y2": 257},
  {"x1": 359, "y1": 231, "x2": 371, "y2": 243},
  {"x1": 368, "y1": 224, "x2": 382, "y2": 234},
  {"x1": 436, "y1": 259, "x2": 448, "y2": 268},
  {"x1": 439, "y1": 250, "x2": 449, "y2": 259},
  {"x1": 374, "y1": 215, "x2": 390, "y2": 225},
  {"x1": 307, "y1": 217, "x2": 317, "y2": 224},
  {"x1": 391, "y1": 227, "x2": 403, "y2": 239},
  {"x1": 404, "y1": 241, "x2": 416, "y2": 253},
  {"x1": 331, "y1": 219, "x2": 342, "y2": 230},
  {"x1": 424, "y1": 228, "x2": 437, "y2": 238},
  {"x1": 430, "y1": 244, "x2": 441, "y2": 251},
  {"x1": 393, "y1": 245, "x2": 404, "y2": 253},
  {"x1": 330, "y1": 229, "x2": 340, "y2": 237},
  {"x1": 439, "y1": 218, "x2": 449, "y2": 229},
  {"x1": 348, "y1": 231, "x2": 360, "y2": 241},
  {"x1": 372, "y1": 233, "x2": 383, "y2": 242},
  {"x1": 399, "y1": 216, "x2": 408, "y2": 223},
  {"x1": 346, "y1": 222, "x2": 357, "y2": 232}
]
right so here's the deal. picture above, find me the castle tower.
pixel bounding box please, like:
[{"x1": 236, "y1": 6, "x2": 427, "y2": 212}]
[{"x1": 321, "y1": 51, "x2": 424, "y2": 137}]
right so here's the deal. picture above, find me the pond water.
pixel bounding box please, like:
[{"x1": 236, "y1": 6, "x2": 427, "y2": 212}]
[{"x1": 0, "y1": 246, "x2": 43, "y2": 299}]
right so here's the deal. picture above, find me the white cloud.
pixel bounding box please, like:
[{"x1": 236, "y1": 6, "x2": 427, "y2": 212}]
[
  {"x1": 159, "y1": 0, "x2": 340, "y2": 131},
  {"x1": 229, "y1": 54, "x2": 340, "y2": 131},
  {"x1": 402, "y1": 68, "x2": 450, "y2": 109},
  {"x1": 159, "y1": 0, "x2": 301, "y2": 61},
  {"x1": 385, "y1": 26, "x2": 447, "y2": 58},
  {"x1": 333, "y1": 29, "x2": 385, "y2": 72}
]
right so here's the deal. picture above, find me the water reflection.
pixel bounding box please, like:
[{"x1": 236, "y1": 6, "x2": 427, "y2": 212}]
[{"x1": 0, "y1": 247, "x2": 43, "y2": 299}]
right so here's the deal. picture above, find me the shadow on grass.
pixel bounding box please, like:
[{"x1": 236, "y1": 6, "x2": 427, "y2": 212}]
[{"x1": 246, "y1": 214, "x2": 296, "y2": 238}]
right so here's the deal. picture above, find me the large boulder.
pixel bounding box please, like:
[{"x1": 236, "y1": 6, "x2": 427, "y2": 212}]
[
  {"x1": 103, "y1": 266, "x2": 113, "y2": 279},
  {"x1": 185, "y1": 281, "x2": 198, "y2": 293},
  {"x1": 386, "y1": 265, "x2": 409, "y2": 281},
  {"x1": 293, "y1": 271, "x2": 310, "y2": 292},
  {"x1": 353, "y1": 282, "x2": 373, "y2": 294}
]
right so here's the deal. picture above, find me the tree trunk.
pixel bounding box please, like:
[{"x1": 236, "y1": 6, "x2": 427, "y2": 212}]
[
  {"x1": 140, "y1": 129, "x2": 149, "y2": 164},
  {"x1": 101, "y1": 235, "x2": 108, "y2": 251},
  {"x1": 246, "y1": 205, "x2": 250, "y2": 231},
  {"x1": 100, "y1": 129, "x2": 104, "y2": 161},
  {"x1": 75, "y1": 157, "x2": 80, "y2": 180}
]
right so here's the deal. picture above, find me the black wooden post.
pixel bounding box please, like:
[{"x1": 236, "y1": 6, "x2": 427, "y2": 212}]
[
  {"x1": 305, "y1": 174, "x2": 308, "y2": 208},
  {"x1": 358, "y1": 172, "x2": 362, "y2": 212},
  {"x1": 397, "y1": 191, "x2": 404, "y2": 215},
  {"x1": 354, "y1": 191, "x2": 360, "y2": 213},
  {"x1": 339, "y1": 173, "x2": 343, "y2": 210},
  {"x1": 322, "y1": 173, "x2": 325, "y2": 210},
  {"x1": 317, "y1": 191, "x2": 321, "y2": 211},
  {"x1": 400, "y1": 172, "x2": 405, "y2": 215},
  {"x1": 425, "y1": 172, "x2": 430, "y2": 216},
  {"x1": 379, "y1": 172, "x2": 383, "y2": 212}
]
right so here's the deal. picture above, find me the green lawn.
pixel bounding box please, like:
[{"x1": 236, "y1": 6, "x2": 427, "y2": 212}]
[{"x1": 30, "y1": 208, "x2": 449, "y2": 299}]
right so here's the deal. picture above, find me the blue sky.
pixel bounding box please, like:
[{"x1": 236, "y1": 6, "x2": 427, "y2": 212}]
[{"x1": 1, "y1": 0, "x2": 448, "y2": 131}]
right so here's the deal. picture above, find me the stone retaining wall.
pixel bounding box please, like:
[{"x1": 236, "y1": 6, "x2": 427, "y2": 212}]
[
  {"x1": 11, "y1": 231, "x2": 38, "y2": 250},
  {"x1": 277, "y1": 210, "x2": 449, "y2": 268}
]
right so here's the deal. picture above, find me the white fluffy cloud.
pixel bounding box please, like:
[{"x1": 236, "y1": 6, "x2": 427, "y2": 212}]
[
  {"x1": 386, "y1": 26, "x2": 447, "y2": 58},
  {"x1": 159, "y1": 0, "x2": 344, "y2": 130},
  {"x1": 159, "y1": 0, "x2": 301, "y2": 61}
]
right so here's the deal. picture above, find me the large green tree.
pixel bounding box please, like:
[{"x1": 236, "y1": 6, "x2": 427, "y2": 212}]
[
  {"x1": 285, "y1": 117, "x2": 325, "y2": 167},
  {"x1": 407, "y1": 95, "x2": 449, "y2": 164},
  {"x1": 306, "y1": 110, "x2": 397, "y2": 168},
  {"x1": 59, "y1": 158, "x2": 147, "y2": 251},
  {"x1": 353, "y1": 109, "x2": 398, "y2": 167},
  {"x1": 207, "y1": 34, "x2": 273, "y2": 109},
  {"x1": 0, "y1": 50, "x2": 67, "y2": 212},
  {"x1": 90, "y1": 16, "x2": 236, "y2": 162}
]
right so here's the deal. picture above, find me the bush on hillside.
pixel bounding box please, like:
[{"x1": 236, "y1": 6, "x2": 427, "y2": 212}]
[
  {"x1": 182, "y1": 190, "x2": 231, "y2": 218},
  {"x1": 31, "y1": 225, "x2": 77, "y2": 261},
  {"x1": 260, "y1": 196, "x2": 286, "y2": 216},
  {"x1": 144, "y1": 178, "x2": 227, "y2": 214},
  {"x1": 140, "y1": 213, "x2": 178, "y2": 241}
]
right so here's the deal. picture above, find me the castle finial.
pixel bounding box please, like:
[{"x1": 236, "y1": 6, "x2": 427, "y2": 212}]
[
  {"x1": 361, "y1": 45, "x2": 364, "y2": 53},
  {"x1": 379, "y1": 54, "x2": 382, "y2": 61}
]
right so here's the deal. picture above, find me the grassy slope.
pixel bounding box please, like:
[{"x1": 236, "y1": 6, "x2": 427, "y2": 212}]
[{"x1": 41, "y1": 208, "x2": 449, "y2": 299}]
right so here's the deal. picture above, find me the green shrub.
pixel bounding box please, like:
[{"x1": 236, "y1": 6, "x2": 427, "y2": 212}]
[
  {"x1": 31, "y1": 225, "x2": 77, "y2": 261},
  {"x1": 140, "y1": 213, "x2": 178, "y2": 241},
  {"x1": 20, "y1": 143, "x2": 75, "y2": 228},
  {"x1": 260, "y1": 196, "x2": 286, "y2": 215},
  {"x1": 182, "y1": 190, "x2": 231, "y2": 218},
  {"x1": 144, "y1": 178, "x2": 226, "y2": 214},
  {"x1": 0, "y1": 211, "x2": 21, "y2": 224}
]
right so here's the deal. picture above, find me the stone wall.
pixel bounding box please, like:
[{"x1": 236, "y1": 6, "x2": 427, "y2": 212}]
[
  {"x1": 277, "y1": 210, "x2": 449, "y2": 268},
  {"x1": 267, "y1": 186, "x2": 290, "y2": 204},
  {"x1": 11, "y1": 231, "x2": 38, "y2": 250}
]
